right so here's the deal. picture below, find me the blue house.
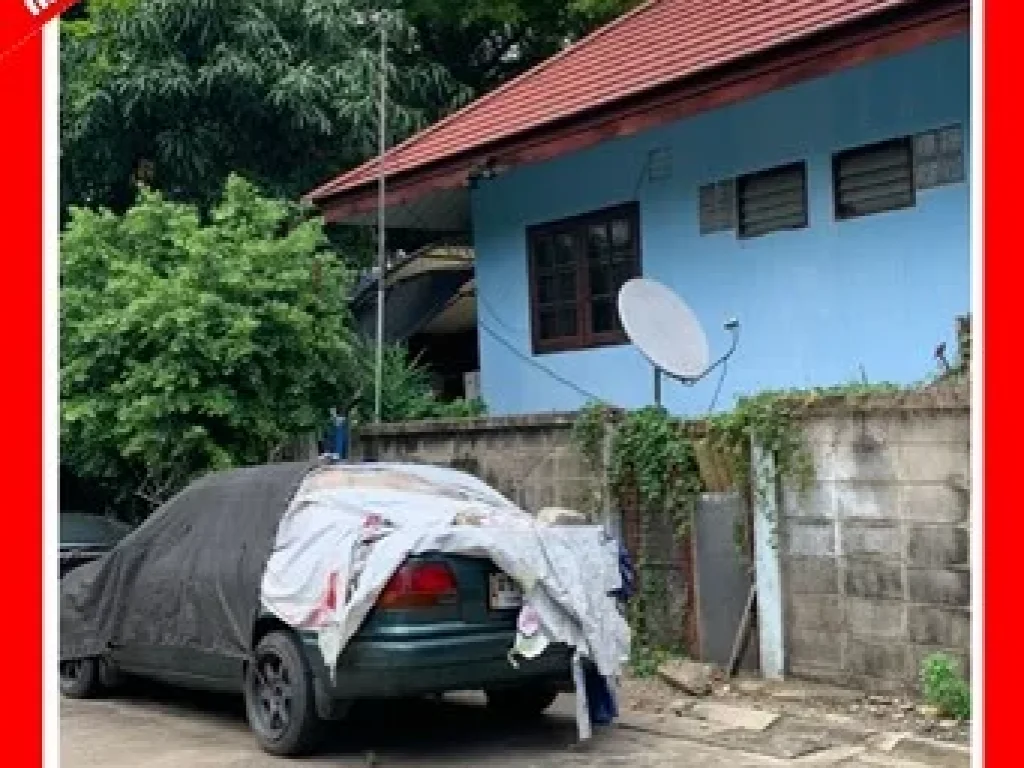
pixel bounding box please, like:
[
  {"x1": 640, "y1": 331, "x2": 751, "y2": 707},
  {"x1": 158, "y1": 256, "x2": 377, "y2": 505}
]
[{"x1": 308, "y1": 0, "x2": 971, "y2": 417}]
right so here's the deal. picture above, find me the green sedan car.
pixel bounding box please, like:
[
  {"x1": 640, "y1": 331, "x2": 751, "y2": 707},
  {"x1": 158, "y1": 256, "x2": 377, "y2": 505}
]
[{"x1": 60, "y1": 463, "x2": 577, "y2": 757}]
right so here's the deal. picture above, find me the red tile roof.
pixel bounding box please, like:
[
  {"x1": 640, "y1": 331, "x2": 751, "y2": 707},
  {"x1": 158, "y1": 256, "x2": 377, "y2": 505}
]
[{"x1": 306, "y1": 0, "x2": 931, "y2": 203}]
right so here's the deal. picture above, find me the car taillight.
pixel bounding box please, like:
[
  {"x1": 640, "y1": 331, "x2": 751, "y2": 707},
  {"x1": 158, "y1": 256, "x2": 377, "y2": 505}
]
[{"x1": 377, "y1": 561, "x2": 458, "y2": 610}]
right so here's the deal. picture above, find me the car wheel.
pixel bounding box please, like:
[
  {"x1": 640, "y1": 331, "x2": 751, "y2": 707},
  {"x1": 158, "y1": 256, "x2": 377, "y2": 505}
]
[
  {"x1": 59, "y1": 658, "x2": 100, "y2": 699},
  {"x1": 485, "y1": 684, "x2": 558, "y2": 719},
  {"x1": 244, "y1": 631, "x2": 322, "y2": 757}
]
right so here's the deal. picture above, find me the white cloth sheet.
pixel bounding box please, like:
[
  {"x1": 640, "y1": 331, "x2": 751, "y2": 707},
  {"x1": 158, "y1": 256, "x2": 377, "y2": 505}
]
[{"x1": 260, "y1": 462, "x2": 630, "y2": 737}]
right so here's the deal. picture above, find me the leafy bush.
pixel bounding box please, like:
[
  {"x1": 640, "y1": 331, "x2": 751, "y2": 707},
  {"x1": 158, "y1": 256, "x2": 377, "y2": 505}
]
[
  {"x1": 62, "y1": 177, "x2": 484, "y2": 519},
  {"x1": 62, "y1": 177, "x2": 362, "y2": 515},
  {"x1": 350, "y1": 342, "x2": 485, "y2": 423},
  {"x1": 920, "y1": 652, "x2": 970, "y2": 720}
]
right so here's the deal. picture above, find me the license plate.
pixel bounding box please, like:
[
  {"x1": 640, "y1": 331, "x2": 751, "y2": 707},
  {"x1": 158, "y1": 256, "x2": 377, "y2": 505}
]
[{"x1": 488, "y1": 572, "x2": 522, "y2": 610}]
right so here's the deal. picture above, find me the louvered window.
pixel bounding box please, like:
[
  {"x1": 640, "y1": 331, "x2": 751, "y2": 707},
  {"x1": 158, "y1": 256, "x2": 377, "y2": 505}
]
[
  {"x1": 736, "y1": 162, "x2": 807, "y2": 238},
  {"x1": 834, "y1": 138, "x2": 914, "y2": 220}
]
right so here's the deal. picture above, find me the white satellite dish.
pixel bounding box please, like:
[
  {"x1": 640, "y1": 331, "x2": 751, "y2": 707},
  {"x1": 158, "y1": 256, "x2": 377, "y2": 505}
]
[{"x1": 618, "y1": 278, "x2": 739, "y2": 406}]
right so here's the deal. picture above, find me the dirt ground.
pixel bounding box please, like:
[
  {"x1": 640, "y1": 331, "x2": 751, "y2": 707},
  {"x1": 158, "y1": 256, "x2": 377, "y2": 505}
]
[{"x1": 618, "y1": 672, "x2": 971, "y2": 746}]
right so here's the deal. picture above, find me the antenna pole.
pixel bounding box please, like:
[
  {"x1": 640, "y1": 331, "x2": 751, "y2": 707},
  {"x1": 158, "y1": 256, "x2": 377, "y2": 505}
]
[
  {"x1": 654, "y1": 368, "x2": 662, "y2": 408},
  {"x1": 373, "y1": 13, "x2": 388, "y2": 423}
]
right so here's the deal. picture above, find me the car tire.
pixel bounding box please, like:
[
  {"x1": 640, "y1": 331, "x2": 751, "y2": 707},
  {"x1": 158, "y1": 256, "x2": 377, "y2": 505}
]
[
  {"x1": 59, "y1": 657, "x2": 101, "y2": 699},
  {"x1": 244, "y1": 630, "x2": 323, "y2": 757},
  {"x1": 485, "y1": 684, "x2": 558, "y2": 719}
]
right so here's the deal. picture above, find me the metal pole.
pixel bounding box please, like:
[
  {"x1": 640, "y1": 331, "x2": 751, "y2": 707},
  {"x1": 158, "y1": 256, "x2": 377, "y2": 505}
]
[
  {"x1": 374, "y1": 15, "x2": 387, "y2": 423},
  {"x1": 654, "y1": 367, "x2": 662, "y2": 408}
]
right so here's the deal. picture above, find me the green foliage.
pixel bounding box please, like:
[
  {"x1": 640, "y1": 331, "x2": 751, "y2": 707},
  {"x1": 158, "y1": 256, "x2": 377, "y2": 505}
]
[
  {"x1": 61, "y1": 0, "x2": 641, "y2": 215},
  {"x1": 609, "y1": 407, "x2": 701, "y2": 537},
  {"x1": 920, "y1": 653, "x2": 971, "y2": 720},
  {"x1": 628, "y1": 637, "x2": 680, "y2": 679},
  {"x1": 399, "y1": 0, "x2": 640, "y2": 93},
  {"x1": 62, "y1": 176, "x2": 352, "y2": 515},
  {"x1": 350, "y1": 342, "x2": 486, "y2": 424},
  {"x1": 61, "y1": 0, "x2": 470, "y2": 213},
  {"x1": 706, "y1": 390, "x2": 815, "y2": 500},
  {"x1": 62, "y1": 175, "x2": 470, "y2": 517},
  {"x1": 572, "y1": 381, "x2": 926, "y2": 662},
  {"x1": 574, "y1": 404, "x2": 702, "y2": 660}
]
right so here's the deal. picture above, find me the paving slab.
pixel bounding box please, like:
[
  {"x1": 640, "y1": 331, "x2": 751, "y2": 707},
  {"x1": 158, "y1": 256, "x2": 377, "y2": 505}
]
[
  {"x1": 658, "y1": 660, "x2": 716, "y2": 697},
  {"x1": 691, "y1": 702, "x2": 780, "y2": 731},
  {"x1": 886, "y1": 735, "x2": 970, "y2": 768},
  {"x1": 616, "y1": 712, "x2": 733, "y2": 741}
]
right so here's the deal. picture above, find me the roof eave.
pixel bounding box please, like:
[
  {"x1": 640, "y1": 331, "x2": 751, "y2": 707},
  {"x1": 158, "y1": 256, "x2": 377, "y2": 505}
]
[{"x1": 311, "y1": 0, "x2": 969, "y2": 225}]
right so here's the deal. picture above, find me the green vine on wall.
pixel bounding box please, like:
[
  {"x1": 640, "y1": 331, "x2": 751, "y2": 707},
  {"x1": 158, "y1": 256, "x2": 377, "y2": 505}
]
[
  {"x1": 571, "y1": 391, "x2": 831, "y2": 672},
  {"x1": 573, "y1": 392, "x2": 816, "y2": 533},
  {"x1": 573, "y1": 381, "x2": 933, "y2": 673}
]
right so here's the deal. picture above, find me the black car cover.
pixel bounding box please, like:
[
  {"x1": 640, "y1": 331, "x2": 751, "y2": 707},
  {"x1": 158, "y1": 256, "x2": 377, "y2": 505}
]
[{"x1": 60, "y1": 461, "x2": 315, "y2": 662}]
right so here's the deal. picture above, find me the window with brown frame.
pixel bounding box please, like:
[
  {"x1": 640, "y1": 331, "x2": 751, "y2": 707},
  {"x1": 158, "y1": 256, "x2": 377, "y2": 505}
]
[{"x1": 527, "y1": 203, "x2": 641, "y2": 353}]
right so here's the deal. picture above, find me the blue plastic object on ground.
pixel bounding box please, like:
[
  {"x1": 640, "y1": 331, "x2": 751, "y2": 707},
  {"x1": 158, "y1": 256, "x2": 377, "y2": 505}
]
[
  {"x1": 583, "y1": 662, "x2": 618, "y2": 725},
  {"x1": 610, "y1": 540, "x2": 636, "y2": 601}
]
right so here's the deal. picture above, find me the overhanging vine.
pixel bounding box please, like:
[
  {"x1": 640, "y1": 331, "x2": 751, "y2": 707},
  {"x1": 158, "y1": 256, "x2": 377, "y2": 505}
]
[{"x1": 570, "y1": 386, "x2": 908, "y2": 673}]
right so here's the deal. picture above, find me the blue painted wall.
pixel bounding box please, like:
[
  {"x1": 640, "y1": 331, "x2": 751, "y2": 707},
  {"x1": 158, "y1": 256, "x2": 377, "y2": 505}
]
[{"x1": 471, "y1": 35, "x2": 971, "y2": 416}]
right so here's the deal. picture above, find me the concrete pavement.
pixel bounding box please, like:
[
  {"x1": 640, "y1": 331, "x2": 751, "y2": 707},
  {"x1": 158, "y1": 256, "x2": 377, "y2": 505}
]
[{"x1": 59, "y1": 683, "x2": 968, "y2": 767}]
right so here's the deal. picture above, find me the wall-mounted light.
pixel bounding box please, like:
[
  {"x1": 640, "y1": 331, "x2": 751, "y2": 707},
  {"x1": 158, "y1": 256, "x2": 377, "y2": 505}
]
[{"x1": 466, "y1": 157, "x2": 504, "y2": 188}]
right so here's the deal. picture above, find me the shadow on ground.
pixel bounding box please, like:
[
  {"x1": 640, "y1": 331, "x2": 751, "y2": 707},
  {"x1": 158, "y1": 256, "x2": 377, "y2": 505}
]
[{"x1": 108, "y1": 677, "x2": 602, "y2": 762}]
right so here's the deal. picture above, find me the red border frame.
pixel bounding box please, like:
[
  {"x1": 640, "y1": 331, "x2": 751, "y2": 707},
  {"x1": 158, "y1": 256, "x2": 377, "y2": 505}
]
[
  {"x1": 0, "y1": 1, "x2": 999, "y2": 765},
  {"x1": 983, "y1": 0, "x2": 1005, "y2": 765},
  {"x1": 1, "y1": 30, "x2": 43, "y2": 768}
]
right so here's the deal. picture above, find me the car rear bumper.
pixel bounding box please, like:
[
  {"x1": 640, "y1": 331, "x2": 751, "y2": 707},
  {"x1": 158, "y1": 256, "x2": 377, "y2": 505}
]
[{"x1": 302, "y1": 627, "x2": 573, "y2": 706}]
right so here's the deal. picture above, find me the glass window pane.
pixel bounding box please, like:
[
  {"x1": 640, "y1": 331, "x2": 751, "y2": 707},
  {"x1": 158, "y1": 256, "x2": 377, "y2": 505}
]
[
  {"x1": 533, "y1": 235, "x2": 553, "y2": 271},
  {"x1": 611, "y1": 219, "x2": 631, "y2": 247},
  {"x1": 587, "y1": 224, "x2": 610, "y2": 263},
  {"x1": 539, "y1": 309, "x2": 557, "y2": 340},
  {"x1": 612, "y1": 261, "x2": 636, "y2": 290},
  {"x1": 554, "y1": 232, "x2": 576, "y2": 267},
  {"x1": 537, "y1": 274, "x2": 555, "y2": 304},
  {"x1": 590, "y1": 298, "x2": 615, "y2": 334},
  {"x1": 557, "y1": 271, "x2": 576, "y2": 301},
  {"x1": 558, "y1": 307, "x2": 578, "y2": 337},
  {"x1": 589, "y1": 264, "x2": 611, "y2": 296}
]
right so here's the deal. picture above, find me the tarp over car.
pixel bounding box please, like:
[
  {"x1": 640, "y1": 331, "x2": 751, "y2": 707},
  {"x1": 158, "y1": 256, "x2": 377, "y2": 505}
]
[{"x1": 60, "y1": 461, "x2": 315, "y2": 662}]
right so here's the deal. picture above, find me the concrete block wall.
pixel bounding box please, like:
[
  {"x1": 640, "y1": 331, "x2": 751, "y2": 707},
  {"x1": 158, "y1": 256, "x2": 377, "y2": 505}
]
[
  {"x1": 354, "y1": 412, "x2": 603, "y2": 515},
  {"x1": 779, "y1": 385, "x2": 971, "y2": 692},
  {"x1": 354, "y1": 385, "x2": 971, "y2": 691}
]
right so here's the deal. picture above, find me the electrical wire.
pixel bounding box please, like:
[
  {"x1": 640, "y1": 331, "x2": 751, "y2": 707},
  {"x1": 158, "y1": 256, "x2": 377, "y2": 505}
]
[
  {"x1": 476, "y1": 295, "x2": 610, "y2": 401},
  {"x1": 477, "y1": 319, "x2": 604, "y2": 403},
  {"x1": 706, "y1": 358, "x2": 729, "y2": 415}
]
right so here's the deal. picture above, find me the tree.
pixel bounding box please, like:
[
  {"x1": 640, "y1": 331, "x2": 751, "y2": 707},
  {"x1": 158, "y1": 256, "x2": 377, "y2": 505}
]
[
  {"x1": 61, "y1": 0, "x2": 469, "y2": 214},
  {"x1": 398, "y1": 0, "x2": 640, "y2": 94},
  {"x1": 61, "y1": 0, "x2": 640, "y2": 216},
  {"x1": 61, "y1": 176, "x2": 358, "y2": 515},
  {"x1": 61, "y1": 175, "x2": 485, "y2": 518}
]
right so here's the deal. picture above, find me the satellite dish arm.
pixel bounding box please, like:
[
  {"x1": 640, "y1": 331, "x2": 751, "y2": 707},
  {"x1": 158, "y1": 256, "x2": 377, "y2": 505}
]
[
  {"x1": 702, "y1": 318, "x2": 740, "y2": 381},
  {"x1": 661, "y1": 319, "x2": 740, "y2": 385}
]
